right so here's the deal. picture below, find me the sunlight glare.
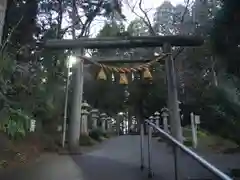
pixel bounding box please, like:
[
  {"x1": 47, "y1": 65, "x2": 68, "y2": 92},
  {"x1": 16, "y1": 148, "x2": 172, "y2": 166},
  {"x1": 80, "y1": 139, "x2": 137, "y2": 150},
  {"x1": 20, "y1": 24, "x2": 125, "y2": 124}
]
[
  {"x1": 118, "y1": 112, "x2": 124, "y2": 115},
  {"x1": 68, "y1": 55, "x2": 77, "y2": 68}
]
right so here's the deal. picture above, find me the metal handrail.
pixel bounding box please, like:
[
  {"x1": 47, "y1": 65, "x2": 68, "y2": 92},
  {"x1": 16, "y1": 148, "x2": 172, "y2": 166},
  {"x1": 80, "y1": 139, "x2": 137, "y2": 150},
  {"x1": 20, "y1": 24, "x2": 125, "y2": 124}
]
[{"x1": 144, "y1": 120, "x2": 232, "y2": 180}]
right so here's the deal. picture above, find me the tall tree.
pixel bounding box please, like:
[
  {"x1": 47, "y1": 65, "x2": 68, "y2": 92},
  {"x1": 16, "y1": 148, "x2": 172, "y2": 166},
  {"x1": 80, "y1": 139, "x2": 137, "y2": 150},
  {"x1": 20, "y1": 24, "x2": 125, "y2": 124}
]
[
  {"x1": 0, "y1": 0, "x2": 125, "y2": 137},
  {"x1": 3, "y1": 0, "x2": 38, "y2": 60},
  {"x1": 211, "y1": 0, "x2": 240, "y2": 77}
]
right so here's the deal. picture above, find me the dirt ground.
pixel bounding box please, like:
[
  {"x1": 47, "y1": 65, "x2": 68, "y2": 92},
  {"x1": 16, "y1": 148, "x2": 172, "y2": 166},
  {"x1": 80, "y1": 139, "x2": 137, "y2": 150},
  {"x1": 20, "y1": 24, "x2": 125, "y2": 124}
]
[
  {"x1": 0, "y1": 132, "x2": 108, "y2": 171},
  {"x1": 182, "y1": 127, "x2": 240, "y2": 153},
  {"x1": 0, "y1": 132, "x2": 59, "y2": 170}
]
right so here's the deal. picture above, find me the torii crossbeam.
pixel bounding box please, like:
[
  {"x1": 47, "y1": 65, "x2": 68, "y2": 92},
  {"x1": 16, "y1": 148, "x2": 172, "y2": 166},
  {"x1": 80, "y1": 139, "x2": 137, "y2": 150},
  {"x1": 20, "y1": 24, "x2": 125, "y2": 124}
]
[{"x1": 44, "y1": 35, "x2": 202, "y2": 49}]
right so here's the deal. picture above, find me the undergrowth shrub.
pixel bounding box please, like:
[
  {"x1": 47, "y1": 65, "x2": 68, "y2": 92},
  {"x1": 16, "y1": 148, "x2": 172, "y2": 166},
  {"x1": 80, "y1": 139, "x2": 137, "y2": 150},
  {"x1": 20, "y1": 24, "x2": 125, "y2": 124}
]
[
  {"x1": 0, "y1": 107, "x2": 31, "y2": 140},
  {"x1": 89, "y1": 129, "x2": 104, "y2": 142},
  {"x1": 79, "y1": 134, "x2": 95, "y2": 146}
]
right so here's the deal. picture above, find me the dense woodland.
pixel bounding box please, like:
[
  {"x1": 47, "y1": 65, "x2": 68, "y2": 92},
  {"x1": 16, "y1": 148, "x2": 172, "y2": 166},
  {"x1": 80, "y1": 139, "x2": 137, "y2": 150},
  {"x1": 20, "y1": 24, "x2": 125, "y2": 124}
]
[{"x1": 0, "y1": 0, "x2": 240, "y2": 145}]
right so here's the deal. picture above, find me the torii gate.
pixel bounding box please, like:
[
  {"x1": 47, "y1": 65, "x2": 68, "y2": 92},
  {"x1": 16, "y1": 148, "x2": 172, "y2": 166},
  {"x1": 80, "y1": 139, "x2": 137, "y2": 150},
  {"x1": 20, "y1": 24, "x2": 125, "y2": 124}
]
[{"x1": 44, "y1": 35, "x2": 203, "y2": 150}]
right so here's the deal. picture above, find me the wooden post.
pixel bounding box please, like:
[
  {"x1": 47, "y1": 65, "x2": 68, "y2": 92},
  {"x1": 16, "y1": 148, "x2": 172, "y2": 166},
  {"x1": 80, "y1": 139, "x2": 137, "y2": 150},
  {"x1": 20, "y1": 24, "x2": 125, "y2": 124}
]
[
  {"x1": 190, "y1": 112, "x2": 197, "y2": 148},
  {"x1": 0, "y1": 0, "x2": 7, "y2": 44},
  {"x1": 117, "y1": 114, "x2": 120, "y2": 136},
  {"x1": 128, "y1": 110, "x2": 132, "y2": 134},
  {"x1": 62, "y1": 60, "x2": 70, "y2": 148},
  {"x1": 163, "y1": 43, "x2": 183, "y2": 143}
]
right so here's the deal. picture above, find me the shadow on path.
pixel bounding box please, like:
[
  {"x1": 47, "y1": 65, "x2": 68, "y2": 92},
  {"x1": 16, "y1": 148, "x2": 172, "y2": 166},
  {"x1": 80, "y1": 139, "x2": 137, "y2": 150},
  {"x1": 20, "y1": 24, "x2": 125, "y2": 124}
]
[
  {"x1": 72, "y1": 135, "x2": 240, "y2": 180},
  {"x1": 73, "y1": 155, "x2": 151, "y2": 180}
]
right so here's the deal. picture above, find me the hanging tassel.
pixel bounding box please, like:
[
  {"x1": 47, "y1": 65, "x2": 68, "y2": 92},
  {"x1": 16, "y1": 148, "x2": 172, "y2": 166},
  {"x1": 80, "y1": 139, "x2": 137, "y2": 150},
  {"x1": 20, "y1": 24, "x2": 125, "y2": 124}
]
[
  {"x1": 143, "y1": 67, "x2": 152, "y2": 80},
  {"x1": 119, "y1": 73, "x2": 128, "y2": 85},
  {"x1": 97, "y1": 68, "x2": 107, "y2": 80}
]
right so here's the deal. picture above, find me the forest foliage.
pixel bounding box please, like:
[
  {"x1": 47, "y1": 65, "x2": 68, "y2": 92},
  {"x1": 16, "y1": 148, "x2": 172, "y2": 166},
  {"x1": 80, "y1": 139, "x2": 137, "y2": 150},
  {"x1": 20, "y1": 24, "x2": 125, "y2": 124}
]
[{"x1": 0, "y1": 0, "x2": 240, "y2": 144}]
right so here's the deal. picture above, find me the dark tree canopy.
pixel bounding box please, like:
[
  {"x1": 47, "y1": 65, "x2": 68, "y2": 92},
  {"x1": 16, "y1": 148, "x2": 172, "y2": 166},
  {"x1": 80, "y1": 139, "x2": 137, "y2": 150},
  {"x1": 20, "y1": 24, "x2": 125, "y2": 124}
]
[
  {"x1": 3, "y1": 0, "x2": 38, "y2": 53},
  {"x1": 211, "y1": 0, "x2": 240, "y2": 76}
]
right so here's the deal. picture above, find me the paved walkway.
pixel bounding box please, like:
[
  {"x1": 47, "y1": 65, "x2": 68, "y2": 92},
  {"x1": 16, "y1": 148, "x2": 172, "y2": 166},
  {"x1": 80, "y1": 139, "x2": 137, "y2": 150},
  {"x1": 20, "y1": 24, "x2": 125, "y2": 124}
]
[
  {"x1": 72, "y1": 136, "x2": 240, "y2": 180},
  {"x1": 1, "y1": 135, "x2": 240, "y2": 180}
]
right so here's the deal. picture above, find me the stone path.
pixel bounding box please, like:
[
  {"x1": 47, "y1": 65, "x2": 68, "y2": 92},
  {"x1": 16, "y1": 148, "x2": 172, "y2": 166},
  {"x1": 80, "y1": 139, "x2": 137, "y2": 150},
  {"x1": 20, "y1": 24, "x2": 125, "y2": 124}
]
[
  {"x1": 1, "y1": 135, "x2": 240, "y2": 180},
  {"x1": 72, "y1": 135, "x2": 240, "y2": 180}
]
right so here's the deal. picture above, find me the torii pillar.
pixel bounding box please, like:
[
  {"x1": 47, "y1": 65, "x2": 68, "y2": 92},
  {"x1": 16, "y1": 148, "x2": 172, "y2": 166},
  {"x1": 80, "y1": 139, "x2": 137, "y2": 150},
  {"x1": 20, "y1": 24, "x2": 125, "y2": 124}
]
[{"x1": 164, "y1": 43, "x2": 183, "y2": 142}]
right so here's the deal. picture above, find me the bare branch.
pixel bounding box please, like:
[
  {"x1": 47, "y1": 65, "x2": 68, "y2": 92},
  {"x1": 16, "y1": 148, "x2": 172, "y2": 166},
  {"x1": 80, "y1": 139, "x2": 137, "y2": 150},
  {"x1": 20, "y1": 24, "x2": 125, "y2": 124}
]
[
  {"x1": 125, "y1": 0, "x2": 156, "y2": 35},
  {"x1": 77, "y1": 0, "x2": 105, "y2": 38},
  {"x1": 173, "y1": 0, "x2": 192, "y2": 59},
  {"x1": 73, "y1": 0, "x2": 84, "y2": 27},
  {"x1": 56, "y1": 0, "x2": 63, "y2": 38},
  {"x1": 71, "y1": 0, "x2": 77, "y2": 39},
  {"x1": 60, "y1": 14, "x2": 85, "y2": 37},
  {"x1": 180, "y1": 0, "x2": 190, "y2": 23},
  {"x1": 1, "y1": 16, "x2": 24, "y2": 54},
  {"x1": 138, "y1": 0, "x2": 155, "y2": 35}
]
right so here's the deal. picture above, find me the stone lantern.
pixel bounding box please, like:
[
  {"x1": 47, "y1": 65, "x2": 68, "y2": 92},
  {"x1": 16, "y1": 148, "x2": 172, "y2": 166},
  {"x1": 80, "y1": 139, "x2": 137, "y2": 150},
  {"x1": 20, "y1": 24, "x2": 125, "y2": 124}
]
[
  {"x1": 154, "y1": 111, "x2": 161, "y2": 128},
  {"x1": 82, "y1": 101, "x2": 90, "y2": 109},
  {"x1": 90, "y1": 109, "x2": 99, "y2": 130},
  {"x1": 146, "y1": 116, "x2": 154, "y2": 133},
  {"x1": 81, "y1": 109, "x2": 89, "y2": 135},
  {"x1": 106, "y1": 116, "x2": 112, "y2": 132},
  {"x1": 161, "y1": 107, "x2": 170, "y2": 133},
  {"x1": 100, "y1": 113, "x2": 107, "y2": 132},
  {"x1": 149, "y1": 116, "x2": 154, "y2": 122},
  {"x1": 81, "y1": 101, "x2": 90, "y2": 135}
]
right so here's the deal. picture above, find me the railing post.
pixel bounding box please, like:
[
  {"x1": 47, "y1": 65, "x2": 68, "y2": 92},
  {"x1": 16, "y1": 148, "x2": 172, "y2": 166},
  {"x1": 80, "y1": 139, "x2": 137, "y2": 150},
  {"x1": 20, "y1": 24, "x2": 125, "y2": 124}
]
[
  {"x1": 140, "y1": 123, "x2": 144, "y2": 171},
  {"x1": 173, "y1": 146, "x2": 179, "y2": 180},
  {"x1": 145, "y1": 120, "x2": 232, "y2": 180},
  {"x1": 147, "y1": 124, "x2": 153, "y2": 178}
]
